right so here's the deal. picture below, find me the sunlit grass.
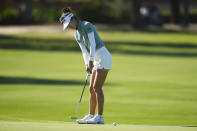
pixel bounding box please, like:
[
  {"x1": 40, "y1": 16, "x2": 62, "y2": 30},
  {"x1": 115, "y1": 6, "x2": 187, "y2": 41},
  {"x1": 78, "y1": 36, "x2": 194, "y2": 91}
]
[{"x1": 0, "y1": 31, "x2": 197, "y2": 126}]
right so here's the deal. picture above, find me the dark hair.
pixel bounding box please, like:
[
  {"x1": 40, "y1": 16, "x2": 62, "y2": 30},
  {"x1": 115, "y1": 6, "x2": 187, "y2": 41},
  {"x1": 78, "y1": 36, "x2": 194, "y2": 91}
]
[
  {"x1": 62, "y1": 7, "x2": 71, "y2": 14},
  {"x1": 63, "y1": 7, "x2": 79, "y2": 21},
  {"x1": 60, "y1": 7, "x2": 78, "y2": 24}
]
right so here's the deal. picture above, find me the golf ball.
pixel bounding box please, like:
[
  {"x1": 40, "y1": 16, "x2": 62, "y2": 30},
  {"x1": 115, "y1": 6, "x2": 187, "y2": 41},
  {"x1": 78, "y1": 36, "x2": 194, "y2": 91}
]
[{"x1": 113, "y1": 122, "x2": 117, "y2": 126}]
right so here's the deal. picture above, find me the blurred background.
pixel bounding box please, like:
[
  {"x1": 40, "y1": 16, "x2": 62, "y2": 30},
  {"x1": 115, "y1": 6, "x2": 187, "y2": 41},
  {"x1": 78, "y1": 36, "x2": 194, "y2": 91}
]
[
  {"x1": 0, "y1": 0, "x2": 197, "y2": 127},
  {"x1": 0, "y1": 0, "x2": 197, "y2": 28}
]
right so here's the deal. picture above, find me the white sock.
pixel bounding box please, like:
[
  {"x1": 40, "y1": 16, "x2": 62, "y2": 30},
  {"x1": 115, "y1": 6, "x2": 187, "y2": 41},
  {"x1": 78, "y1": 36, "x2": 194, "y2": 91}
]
[
  {"x1": 89, "y1": 114, "x2": 94, "y2": 117},
  {"x1": 97, "y1": 114, "x2": 103, "y2": 118}
]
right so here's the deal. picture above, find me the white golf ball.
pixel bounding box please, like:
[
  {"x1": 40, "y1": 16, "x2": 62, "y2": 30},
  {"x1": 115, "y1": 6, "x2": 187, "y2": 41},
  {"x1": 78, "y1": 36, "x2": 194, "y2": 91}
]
[{"x1": 113, "y1": 122, "x2": 117, "y2": 126}]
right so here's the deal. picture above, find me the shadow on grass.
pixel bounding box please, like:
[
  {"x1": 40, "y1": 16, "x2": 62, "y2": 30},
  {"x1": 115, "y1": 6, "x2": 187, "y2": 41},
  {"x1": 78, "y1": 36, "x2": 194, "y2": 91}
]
[
  {"x1": 0, "y1": 76, "x2": 83, "y2": 85},
  {"x1": 111, "y1": 50, "x2": 197, "y2": 57},
  {"x1": 183, "y1": 126, "x2": 197, "y2": 127},
  {"x1": 105, "y1": 41, "x2": 197, "y2": 49},
  {"x1": 0, "y1": 76, "x2": 113, "y2": 86},
  {"x1": 0, "y1": 34, "x2": 197, "y2": 57},
  {"x1": 0, "y1": 35, "x2": 79, "y2": 51}
]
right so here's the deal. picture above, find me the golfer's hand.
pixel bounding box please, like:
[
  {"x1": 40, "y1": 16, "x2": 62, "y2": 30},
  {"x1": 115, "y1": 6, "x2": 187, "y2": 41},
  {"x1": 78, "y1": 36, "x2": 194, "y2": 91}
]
[{"x1": 86, "y1": 61, "x2": 94, "y2": 73}]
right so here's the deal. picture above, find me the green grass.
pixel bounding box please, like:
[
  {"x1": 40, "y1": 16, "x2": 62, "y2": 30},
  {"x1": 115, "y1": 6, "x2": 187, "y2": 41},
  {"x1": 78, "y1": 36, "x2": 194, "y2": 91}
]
[
  {"x1": 0, "y1": 30, "x2": 197, "y2": 130},
  {"x1": 1, "y1": 31, "x2": 197, "y2": 56},
  {"x1": 1, "y1": 121, "x2": 197, "y2": 131}
]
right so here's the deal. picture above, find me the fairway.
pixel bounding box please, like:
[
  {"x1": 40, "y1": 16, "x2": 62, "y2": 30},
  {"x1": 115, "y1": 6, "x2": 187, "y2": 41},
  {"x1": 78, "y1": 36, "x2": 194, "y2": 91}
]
[{"x1": 0, "y1": 30, "x2": 197, "y2": 131}]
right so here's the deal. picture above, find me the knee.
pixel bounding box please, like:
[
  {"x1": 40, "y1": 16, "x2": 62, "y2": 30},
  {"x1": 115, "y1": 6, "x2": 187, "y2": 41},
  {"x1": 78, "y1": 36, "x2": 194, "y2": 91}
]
[
  {"x1": 89, "y1": 86, "x2": 95, "y2": 94},
  {"x1": 93, "y1": 86, "x2": 102, "y2": 94}
]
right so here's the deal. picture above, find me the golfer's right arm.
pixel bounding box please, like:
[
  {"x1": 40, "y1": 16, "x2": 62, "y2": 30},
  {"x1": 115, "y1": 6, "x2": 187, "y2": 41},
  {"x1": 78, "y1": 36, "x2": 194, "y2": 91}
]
[{"x1": 78, "y1": 42, "x2": 89, "y2": 66}]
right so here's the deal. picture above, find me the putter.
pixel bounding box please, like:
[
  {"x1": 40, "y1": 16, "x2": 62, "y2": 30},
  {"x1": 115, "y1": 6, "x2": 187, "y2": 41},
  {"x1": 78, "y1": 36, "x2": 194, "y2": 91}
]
[{"x1": 70, "y1": 72, "x2": 90, "y2": 120}]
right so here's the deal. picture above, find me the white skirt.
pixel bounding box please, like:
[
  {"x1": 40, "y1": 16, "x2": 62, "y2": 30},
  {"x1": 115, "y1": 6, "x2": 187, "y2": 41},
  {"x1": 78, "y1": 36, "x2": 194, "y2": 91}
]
[{"x1": 93, "y1": 46, "x2": 112, "y2": 70}]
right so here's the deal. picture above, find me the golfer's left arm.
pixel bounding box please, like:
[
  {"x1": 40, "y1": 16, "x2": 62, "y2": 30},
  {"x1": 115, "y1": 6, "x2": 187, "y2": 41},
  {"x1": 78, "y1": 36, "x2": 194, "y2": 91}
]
[{"x1": 88, "y1": 32, "x2": 96, "y2": 70}]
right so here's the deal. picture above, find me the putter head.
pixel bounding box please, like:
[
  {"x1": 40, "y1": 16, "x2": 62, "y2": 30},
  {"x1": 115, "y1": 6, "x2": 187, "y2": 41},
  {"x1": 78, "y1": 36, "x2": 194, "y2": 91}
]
[{"x1": 70, "y1": 116, "x2": 77, "y2": 120}]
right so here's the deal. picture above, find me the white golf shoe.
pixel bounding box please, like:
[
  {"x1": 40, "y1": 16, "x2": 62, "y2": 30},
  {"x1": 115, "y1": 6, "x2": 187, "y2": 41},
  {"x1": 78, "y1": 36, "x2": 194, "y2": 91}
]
[
  {"x1": 76, "y1": 114, "x2": 94, "y2": 124},
  {"x1": 87, "y1": 114, "x2": 104, "y2": 124}
]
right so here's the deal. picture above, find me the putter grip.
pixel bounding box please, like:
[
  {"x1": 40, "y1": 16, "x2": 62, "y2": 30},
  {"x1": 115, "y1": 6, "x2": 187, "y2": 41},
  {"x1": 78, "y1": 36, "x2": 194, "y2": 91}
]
[{"x1": 86, "y1": 72, "x2": 90, "y2": 80}]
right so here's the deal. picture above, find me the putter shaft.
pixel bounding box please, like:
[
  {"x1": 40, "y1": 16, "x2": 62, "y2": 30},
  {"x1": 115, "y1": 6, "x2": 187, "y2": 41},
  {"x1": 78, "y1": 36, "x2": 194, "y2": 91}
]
[{"x1": 70, "y1": 72, "x2": 90, "y2": 120}]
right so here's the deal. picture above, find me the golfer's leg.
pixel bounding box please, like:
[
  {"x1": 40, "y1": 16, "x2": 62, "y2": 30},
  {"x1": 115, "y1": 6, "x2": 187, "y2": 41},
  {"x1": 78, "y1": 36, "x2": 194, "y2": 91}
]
[
  {"x1": 89, "y1": 70, "x2": 97, "y2": 115},
  {"x1": 94, "y1": 69, "x2": 108, "y2": 115}
]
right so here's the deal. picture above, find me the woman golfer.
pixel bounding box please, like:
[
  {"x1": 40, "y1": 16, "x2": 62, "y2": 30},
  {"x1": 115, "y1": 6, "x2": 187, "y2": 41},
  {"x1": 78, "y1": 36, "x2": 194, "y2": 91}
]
[{"x1": 59, "y1": 7, "x2": 112, "y2": 124}]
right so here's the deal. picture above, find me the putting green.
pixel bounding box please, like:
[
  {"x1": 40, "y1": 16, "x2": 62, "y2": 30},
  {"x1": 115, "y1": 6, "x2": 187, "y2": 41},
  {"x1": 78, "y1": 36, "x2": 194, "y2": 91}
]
[{"x1": 0, "y1": 121, "x2": 196, "y2": 131}]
